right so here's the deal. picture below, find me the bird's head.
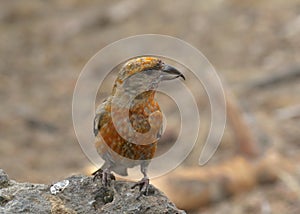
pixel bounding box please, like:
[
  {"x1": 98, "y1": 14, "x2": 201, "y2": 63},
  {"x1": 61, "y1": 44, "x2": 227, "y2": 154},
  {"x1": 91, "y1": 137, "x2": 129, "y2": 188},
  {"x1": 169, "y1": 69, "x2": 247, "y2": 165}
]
[{"x1": 112, "y1": 57, "x2": 185, "y2": 96}]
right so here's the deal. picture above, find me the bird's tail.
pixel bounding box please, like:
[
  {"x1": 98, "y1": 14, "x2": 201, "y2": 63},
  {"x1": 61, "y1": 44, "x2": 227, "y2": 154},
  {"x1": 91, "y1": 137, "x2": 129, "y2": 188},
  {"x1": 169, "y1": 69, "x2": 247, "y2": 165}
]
[{"x1": 111, "y1": 165, "x2": 128, "y2": 176}]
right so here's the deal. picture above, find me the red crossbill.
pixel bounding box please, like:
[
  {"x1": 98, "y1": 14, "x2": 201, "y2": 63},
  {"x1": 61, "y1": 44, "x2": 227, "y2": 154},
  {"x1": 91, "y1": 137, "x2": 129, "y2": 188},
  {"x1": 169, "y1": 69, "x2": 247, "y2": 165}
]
[{"x1": 93, "y1": 56, "x2": 185, "y2": 195}]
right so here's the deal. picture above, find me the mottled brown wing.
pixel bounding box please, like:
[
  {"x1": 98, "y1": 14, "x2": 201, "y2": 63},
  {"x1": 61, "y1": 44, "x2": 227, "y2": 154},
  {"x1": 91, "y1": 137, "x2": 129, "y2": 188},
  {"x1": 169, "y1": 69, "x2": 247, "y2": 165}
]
[{"x1": 93, "y1": 100, "x2": 108, "y2": 136}]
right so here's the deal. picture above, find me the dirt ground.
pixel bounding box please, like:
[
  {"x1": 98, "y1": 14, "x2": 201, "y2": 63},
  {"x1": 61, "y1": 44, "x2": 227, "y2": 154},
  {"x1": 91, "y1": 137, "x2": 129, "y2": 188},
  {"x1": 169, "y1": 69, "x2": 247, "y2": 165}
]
[{"x1": 1, "y1": 0, "x2": 300, "y2": 213}]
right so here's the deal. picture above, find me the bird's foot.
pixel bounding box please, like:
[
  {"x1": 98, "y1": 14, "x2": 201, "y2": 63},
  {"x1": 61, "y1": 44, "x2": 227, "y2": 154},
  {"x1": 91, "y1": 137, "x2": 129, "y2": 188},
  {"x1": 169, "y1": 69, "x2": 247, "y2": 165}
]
[
  {"x1": 92, "y1": 168, "x2": 115, "y2": 187},
  {"x1": 131, "y1": 177, "x2": 150, "y2": 197}
]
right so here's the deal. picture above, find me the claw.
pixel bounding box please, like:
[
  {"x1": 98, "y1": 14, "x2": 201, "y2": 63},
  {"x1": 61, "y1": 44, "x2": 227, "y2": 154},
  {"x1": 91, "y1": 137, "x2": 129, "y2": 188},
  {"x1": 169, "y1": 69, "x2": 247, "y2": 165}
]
[
  {"x1": 92, "y1": 169, "x2": 102, "y2": 182},
  {"x1": 131, "y1": 177, "x2": 150, "y2": 196},
  {"x1": 92, "y1": 168, "x2": 115, "y2": 187}
]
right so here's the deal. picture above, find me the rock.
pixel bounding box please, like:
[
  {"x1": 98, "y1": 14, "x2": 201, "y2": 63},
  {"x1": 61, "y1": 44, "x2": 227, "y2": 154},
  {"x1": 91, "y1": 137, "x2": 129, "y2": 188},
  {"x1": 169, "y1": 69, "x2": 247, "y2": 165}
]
[
  {"x1": 0, "y1": 169, "x2": 9, "y2": 188},
  {"x1": 0, "y1": 169, "x2": 185, "y2": 214}
]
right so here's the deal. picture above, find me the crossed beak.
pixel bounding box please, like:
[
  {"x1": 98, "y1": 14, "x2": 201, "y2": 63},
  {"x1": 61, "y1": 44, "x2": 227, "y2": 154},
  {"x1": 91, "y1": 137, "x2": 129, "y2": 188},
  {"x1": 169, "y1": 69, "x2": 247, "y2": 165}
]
[{"x1": 161, "y1": 65, "x2": 185, "y2": 81}]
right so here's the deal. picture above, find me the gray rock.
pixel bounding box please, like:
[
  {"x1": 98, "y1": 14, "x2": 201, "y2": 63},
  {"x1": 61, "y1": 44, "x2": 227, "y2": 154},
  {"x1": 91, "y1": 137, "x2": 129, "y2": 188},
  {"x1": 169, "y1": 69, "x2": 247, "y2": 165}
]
[
  {"x1": 0, "y1": 169, "x2": 185, "y2": 214},
  {"x1": 0, "y1": 170, "x2": 9, "y2": 188}
]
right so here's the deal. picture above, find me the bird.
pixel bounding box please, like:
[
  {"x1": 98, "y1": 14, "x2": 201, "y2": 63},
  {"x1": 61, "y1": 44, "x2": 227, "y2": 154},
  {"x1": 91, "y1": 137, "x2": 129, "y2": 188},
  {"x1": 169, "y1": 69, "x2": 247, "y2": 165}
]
[{"x1": 92, "y1": 56, "x2": 185, "y2": 195}]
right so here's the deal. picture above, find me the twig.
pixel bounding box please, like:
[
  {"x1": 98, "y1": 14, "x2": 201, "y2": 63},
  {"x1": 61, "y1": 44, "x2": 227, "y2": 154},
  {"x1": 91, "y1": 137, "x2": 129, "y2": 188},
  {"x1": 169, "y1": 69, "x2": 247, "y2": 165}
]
[
  {"x1": 226, "y1": 89, "x2": 260, "y2": 157},
  {"x1": 242, "y1": 66, "x2": 300, "y2": 92}
]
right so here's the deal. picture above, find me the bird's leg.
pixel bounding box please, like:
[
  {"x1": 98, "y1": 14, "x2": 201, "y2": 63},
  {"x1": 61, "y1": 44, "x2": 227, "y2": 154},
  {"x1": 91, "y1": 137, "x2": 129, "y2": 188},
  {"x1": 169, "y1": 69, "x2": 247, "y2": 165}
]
[
  {"x1": 92, "y1": 167, "x2": 115, "y2": 187},
  {"x1": 131, "y1": 162, "x2": 150, "y2": 196}
]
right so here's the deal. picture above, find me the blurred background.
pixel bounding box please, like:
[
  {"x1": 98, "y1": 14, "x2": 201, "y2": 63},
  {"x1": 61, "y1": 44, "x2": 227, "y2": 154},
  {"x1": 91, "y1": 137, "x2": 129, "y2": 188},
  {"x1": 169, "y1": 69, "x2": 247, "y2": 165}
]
[{"x1": 1, "y1": 0, "x2": 300, "y2": 213}]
